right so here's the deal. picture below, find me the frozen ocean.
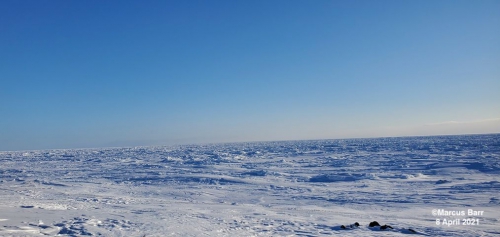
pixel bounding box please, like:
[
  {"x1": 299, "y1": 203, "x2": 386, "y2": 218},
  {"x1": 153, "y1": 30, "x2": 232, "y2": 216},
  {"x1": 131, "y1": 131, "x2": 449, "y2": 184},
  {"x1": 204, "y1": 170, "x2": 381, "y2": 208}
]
[{"x1": 0, "y1": 134, "x2": 499, "y2": 236}]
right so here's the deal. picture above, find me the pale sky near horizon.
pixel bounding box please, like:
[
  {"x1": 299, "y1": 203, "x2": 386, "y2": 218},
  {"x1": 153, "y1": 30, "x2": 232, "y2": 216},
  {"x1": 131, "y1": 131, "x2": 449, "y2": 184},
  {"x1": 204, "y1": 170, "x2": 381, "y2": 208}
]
[{"x1": 1, "y1": 0, "x2": 499, "y2": 151}]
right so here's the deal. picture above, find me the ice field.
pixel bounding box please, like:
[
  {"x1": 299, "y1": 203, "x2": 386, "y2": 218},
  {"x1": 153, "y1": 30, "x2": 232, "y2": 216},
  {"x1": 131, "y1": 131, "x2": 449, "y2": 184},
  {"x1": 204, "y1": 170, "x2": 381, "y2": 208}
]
[{"x1": 1, "y1": 134, "x2": 499, "y2": 236}]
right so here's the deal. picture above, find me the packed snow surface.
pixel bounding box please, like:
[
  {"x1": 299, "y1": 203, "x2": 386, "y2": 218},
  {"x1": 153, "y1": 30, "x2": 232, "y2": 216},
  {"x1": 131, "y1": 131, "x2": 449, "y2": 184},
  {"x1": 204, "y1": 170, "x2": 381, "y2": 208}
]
[{"x1": 1, "y1": 134, "x2": 499, "y2": 236}]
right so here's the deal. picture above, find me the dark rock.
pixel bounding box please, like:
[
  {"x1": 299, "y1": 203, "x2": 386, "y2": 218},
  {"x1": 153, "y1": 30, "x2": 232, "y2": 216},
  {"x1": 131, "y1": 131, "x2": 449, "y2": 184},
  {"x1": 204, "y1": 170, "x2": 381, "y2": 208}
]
[
  {"x1": 340, "y1": 222, "x2": 360, "y2": 230},
  {"x1": 369, "y1": 221, "x2": 380, "y2": 227},
  {"x1": 380, "y1": 224, "x2": 393, "y2": 230}
]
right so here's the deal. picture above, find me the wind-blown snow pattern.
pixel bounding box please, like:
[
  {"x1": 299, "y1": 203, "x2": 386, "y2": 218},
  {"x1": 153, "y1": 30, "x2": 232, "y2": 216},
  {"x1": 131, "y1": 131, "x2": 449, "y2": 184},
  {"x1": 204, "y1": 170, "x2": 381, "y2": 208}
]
[{"x1": 1, "y1": 134, "x2": 499, "y2": 236}]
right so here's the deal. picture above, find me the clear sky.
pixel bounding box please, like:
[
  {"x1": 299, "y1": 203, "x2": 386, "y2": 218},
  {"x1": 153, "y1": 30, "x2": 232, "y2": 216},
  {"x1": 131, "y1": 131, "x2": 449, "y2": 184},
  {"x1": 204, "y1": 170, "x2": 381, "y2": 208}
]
[{"x1": 1, "y1": 0, "x2": 499, "y2": 151}]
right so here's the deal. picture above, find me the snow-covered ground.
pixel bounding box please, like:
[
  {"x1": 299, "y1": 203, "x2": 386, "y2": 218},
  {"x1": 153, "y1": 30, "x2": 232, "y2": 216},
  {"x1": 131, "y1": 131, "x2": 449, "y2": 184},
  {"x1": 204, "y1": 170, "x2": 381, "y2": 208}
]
[{"x1": 1, "y1": 134, "x2": 499, "y2": 236}]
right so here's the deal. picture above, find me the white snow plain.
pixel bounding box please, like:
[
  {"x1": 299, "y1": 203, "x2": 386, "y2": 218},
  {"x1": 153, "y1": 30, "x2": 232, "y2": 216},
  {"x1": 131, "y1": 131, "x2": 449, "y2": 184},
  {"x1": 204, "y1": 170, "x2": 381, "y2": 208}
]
[{"x1": 0, "y1": 134, "x2": 499, "y2": 236}]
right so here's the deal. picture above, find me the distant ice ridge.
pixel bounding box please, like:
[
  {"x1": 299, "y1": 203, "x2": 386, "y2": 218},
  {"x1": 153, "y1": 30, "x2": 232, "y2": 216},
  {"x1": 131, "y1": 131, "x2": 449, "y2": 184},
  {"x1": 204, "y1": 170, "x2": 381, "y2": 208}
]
[
  {"x1": 308, "y1": 172, "x2": 428, "y2": 182},
  {"x1": 0, "y1": 134, "x2": 499, "y2": 236},
  {"x1": 309, "y1": 173, "x2": 378, "y2": 182}
]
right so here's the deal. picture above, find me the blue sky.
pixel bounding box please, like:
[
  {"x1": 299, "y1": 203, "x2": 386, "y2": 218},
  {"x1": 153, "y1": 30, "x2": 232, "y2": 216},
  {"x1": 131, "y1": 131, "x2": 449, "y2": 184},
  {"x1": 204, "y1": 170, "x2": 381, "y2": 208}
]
[{"x1": 1, "y1": 0, "x2": 499, "y2": 151}]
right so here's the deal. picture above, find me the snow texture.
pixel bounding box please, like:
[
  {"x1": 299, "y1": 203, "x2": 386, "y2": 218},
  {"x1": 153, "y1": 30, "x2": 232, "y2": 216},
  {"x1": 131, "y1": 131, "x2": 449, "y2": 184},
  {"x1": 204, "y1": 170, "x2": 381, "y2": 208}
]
[{"x1": 1, "y1": 134, "x2": 499, "y2": 236}]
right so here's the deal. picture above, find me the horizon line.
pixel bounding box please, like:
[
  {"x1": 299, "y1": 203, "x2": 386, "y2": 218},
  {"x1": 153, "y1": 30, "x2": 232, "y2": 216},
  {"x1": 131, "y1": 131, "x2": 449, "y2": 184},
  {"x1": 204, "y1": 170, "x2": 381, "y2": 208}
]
[{"x1": 1, "y1": 132, "x2": 498, "y2": 153}]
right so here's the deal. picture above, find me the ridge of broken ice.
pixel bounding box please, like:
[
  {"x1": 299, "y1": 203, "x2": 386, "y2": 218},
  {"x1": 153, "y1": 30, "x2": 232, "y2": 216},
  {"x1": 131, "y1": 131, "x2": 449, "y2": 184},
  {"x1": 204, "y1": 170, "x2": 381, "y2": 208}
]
[{"x1": 1, "y1": 134, "x2": 499, "y2": 236}]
